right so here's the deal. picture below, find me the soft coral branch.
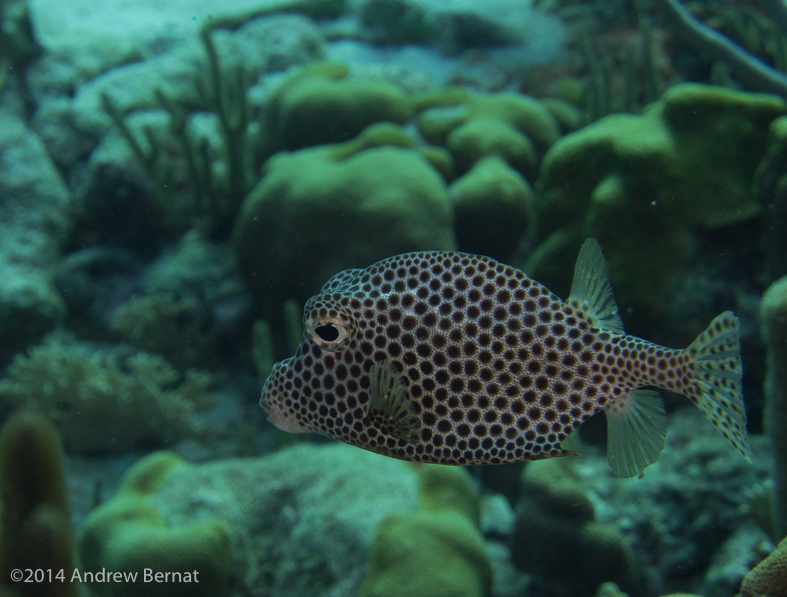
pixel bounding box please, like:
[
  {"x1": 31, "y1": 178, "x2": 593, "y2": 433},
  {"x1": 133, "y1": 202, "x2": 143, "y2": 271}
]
[{"x1": 659, "y1": 0, "x2": 787, "y2": 97}]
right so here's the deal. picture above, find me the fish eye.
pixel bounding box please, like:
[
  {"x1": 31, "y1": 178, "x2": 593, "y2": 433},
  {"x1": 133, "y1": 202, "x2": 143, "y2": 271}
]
[
  {"x1": 315, "y1": 324, "x2": 339, "y2": 342},
  {"x1": 306, "y1": 319, "x2": 350, "y2": 352}
]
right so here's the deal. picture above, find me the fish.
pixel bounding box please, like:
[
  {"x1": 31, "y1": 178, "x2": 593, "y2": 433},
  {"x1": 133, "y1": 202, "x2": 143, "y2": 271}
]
[{"x1": 260, "y1": 239, "x2": 751, "y2": 477}]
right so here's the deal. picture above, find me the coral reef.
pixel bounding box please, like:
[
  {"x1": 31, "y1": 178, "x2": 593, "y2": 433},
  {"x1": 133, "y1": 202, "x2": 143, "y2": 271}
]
[
  {"x1": 0, "y1": 337, "x2": 213, "y2": 454},
  {"x1": 0, "y1": 412, "x2": 77, "y2": 597},
  {"x1": 2, "y1": 1, "x2": 782, "y2": 596},
  {"x1": 355, "y1": 0, "x2": 563, "y2": 54},
  {"x1": 755, "y1": 115, "x2": 787, "y2": 283},
  {"x1": 0, "y1": 0, "x2": 41, "y2": 93},
  {"x1": 102, "y1": 28, "x2": 256, "y2": 239},
  {"x1": 658, "y1": 0, "x2": 787, "y2": 98},
  {"x1": 565, "y1": 409, "x2": 770, "y2": 597},
  {"x1": 360, "y1": 466, "x2": 492, "y2": 597},
  {"x1": 77, "y1": 452, "x2": 232, "y2": 597},
  {"x1": 415, "y1": 88, "x2": 560, "y2": 181},
  {"x1": 110, "y1": 232, "x2": 251, "y2": 370}
]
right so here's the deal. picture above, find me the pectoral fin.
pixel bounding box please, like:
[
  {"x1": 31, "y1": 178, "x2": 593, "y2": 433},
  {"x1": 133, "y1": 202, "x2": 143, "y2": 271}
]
[{"x1": 369, "y1": 360, "x2": 420, "y2": 443}]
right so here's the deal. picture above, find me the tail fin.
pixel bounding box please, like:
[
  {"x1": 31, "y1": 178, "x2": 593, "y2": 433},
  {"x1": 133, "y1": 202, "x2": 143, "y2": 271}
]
[{"x1": 684, "y1": 311, "x2": 751, "y2": 461}]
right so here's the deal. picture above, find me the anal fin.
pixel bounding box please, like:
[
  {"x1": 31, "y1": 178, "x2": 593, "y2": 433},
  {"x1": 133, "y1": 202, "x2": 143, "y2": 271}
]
[{"x1": 605, "y1": 389, "x2": 667, "y2": 477}]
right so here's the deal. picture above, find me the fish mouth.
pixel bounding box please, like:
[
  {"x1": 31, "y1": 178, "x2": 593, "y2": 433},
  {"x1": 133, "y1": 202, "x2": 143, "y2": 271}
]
[
  {"x1": 259, "y1": 362, "x2": 308, "y2": 434},
  {"x1": 263, "y1": 401, "x2": 309, "y2": 434},
  {"x1": 258, "y1": 358, "x2": 290, "y2": 410}
]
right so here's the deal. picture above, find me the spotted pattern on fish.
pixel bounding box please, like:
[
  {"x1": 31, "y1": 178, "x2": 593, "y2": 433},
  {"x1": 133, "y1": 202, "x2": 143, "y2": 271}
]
[{"x1": 261, "y1": 240, "x2": 750, "y2": 476}]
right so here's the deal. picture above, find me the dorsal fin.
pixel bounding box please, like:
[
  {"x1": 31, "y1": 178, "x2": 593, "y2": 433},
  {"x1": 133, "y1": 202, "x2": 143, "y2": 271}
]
[{"x1": 567, "y1": 238, "x2": 624, "y2": 333}]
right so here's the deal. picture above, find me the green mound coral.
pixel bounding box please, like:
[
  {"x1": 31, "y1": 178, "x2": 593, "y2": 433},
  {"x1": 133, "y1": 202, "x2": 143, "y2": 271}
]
[
  {"x1": 0, "y1": 412, "x2": 77, "y2": 597},
  {"x1": 511, "y1": 459, "x2": 637, "y2": 594},
  {"x1": 233, "y1": 123, "x2": 456, "y2": 324},
  {"x1": 260, "y1": 62, "x2": 413, "y2": 155},
  {"x1": 531, "y1": 83, "x2": 787, "y2": 309},
  {"x1": 360, "y1": 466, "x2": 492, "y2": 597},
  {"x1": 448, "y1": 155, "x2": 535, "y2": 261},
  {"x1": 414, "y1": 89, "x2": 558, "y2": 259},
  {"x1": 77, "y1": 452, "x2": 232, "y2": 597},
  {"x1": 526, "y1": 84, "x2": 787, "y2": 308},
  {"x1": 415, "y1": 89, "x2": 561, "y2": 180},
  {"x1": 0, "y1": 338, "x2": 213, "y2": 454}
]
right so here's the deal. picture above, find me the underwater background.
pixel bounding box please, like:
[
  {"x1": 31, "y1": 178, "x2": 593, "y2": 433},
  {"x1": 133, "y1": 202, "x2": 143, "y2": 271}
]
[{"x1": 0, "y1": 0, "x2": 786, "y2": 595}]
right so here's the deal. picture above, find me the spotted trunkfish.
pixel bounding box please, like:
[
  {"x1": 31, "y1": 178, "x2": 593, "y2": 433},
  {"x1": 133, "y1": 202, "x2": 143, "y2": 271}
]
[{"x1": 261, "y1": 239, "x2": 750, "y2": 477}]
